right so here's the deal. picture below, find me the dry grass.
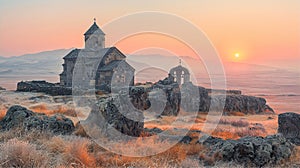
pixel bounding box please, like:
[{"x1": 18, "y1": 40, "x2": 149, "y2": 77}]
[
  {"x1": 0, "y1": 100, "x2": 295, "y2": 167},
  {"x1": 0, "y1": 126, "x2": 298, "y2": 167},
  {"x1": 227, "y1": 111, "x2": 246, "y2": 116},
  {"x1": 209, "y1": 118, "x2": 250, "y2": 127},
  {"x1": 0, "y1": 138, "x2": 49, "y2": 167},
  {"x1": 289, "y1": 146, "x2": 300, "y2": 165},
  {"x1": 51, "y1": 136, "x2": 96, "y2": 167},
  {"x1": 211, "y1": 124, "x2": 267, "y2": 140},
  {"x1": 28, "y1": 103, "x2": 88, "y2": 121},
  {"x1": 29, "y1": 103, "x2": 76, "y2": 116},
  {"x1": 231, "y1": 119, "x2": 250, "y2": 127},
  {"x1": 145, "y1": 113, "x2": 279, "y2": 141},
  {"x1": 211, "y1": 128, "x2": 240, "y2": 139},
  {"x1": 0, "y1": 108, "x2": 6, "y2": 120},
  {"x1": 0, "y1": 128, "x2": 208, "y2": 167}
]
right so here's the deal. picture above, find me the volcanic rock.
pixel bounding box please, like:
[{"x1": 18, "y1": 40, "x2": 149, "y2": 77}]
[
  {"x1": 80, "y1": 96, "x2": 144, "y2": 138},
  {"x1": 278, "y1": 112, "x2": 300, "y2": 145},
  {"x1": 211, "y1": 95, "x2": 274, "y2": 114},
  {"x1": 0, "y1": 105, "x2": 74, "y2": 134},
  {"x1": 198, "y1": 134, "x2": 295, "y2": 167}
]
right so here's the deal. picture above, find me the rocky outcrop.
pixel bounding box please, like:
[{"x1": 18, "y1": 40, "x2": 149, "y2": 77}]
[
  {"x1": 210, "y1": 95, "x2": 274, "y2": 114},
  {"x1": 129, "y1": 86, "x2": 150, "y2": 111},
  {"x1": 278, "y1": 112, "x2": 300, "y2": 145},
  {"x1": 129, "y1": 77, "x2": 181, "y2": 116},
  {"x1": 206, "y1": 88, "x2": 242, "y2": 95},
  {"x1": 181, "y1": 82, "x2": 210, "y2": 112},
  {"x1": 130, "y1": 81, "x2": 274, "y2": 115},
  {"x1": 0, "y1": 105, "x2": 74, "y2": 135},
  {"x1": 151, "y1": 81, "x2": 181, "y2": 116},
  {"x1": 0, "y1": 86, "x2": 5, "y2": 90},
  {"x1": 17, "y1": 81, "x2": 72, "y2": 96},
  {"x1": 198, "y1": 134, "x2": 295, "y2": 167},
  {"x1": 79, "y1": 96, "x2": 144, "y2": 138}
]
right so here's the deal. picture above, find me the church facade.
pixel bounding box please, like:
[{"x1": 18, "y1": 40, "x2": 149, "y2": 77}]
[{"x1": 59, "y1": 20, "x2": 134, "y2": 91}]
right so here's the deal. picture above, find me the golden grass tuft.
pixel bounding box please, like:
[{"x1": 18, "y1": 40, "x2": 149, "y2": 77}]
[
  {"x1": 0, "y1": 108, "x2": 6, "y2": 120},
  {"x1": 63, "y1": 136, "x2": 96, "y2": 167},
  {"x1": 211, "y1": 125, "x2": 267, "y2": 140},
  {"x1": 46, "y1": 135, "x2": 96, "y2": 167},
  {"x1": 212, "y1": 129, "x2": 240, "y2": 140},
  {"x1": 0, "y1": 138, "x2": 49, "y2": 167},
  {"x1": 227, "y1": 111, "x2": 246, "y2": 116},
  {"x1": 29, "y1": 103, "x2": 81, "y2": 118},
  {"x1": 289, "y1": 146, "x2": 300, "y2": 165},
  {"x1": 29, "y1": 103, "x2": 49, "y2": 114}
]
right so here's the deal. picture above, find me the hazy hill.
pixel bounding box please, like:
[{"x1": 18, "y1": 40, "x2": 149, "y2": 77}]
[
  {"x1": 0, "y1": 48, "x2": 296, "y2": 92},
  {"x1": 0, "y1": 49, "x2": 72, "y2": 76},
  {"x1": 0, "y1": 48, "x2": 294, "y2": 77}
]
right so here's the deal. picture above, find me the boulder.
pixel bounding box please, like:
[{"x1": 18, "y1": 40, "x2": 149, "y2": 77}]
[
  {"x1": 23, "y1": 114, "x2": 75, "y2": 135},
  {"x1": 198, "y1": 134, "x2": 295, "y2": 167},
  {"x1": 278, "y1": 112, "x2": 300, "y2": 145},
  {"x1": 211, "y1": 95, "x2": 274, "y2": 114},
  {"x1": 179, "y1": 136, "x2": 193, "y2": 144},
  {"x1": 0, "y1": 86, "x2": 5, "y2": 90},
  {"x1": 0, "y1": 105, "x2": 75, "y2": 135},
  {"x1": 0, "y1": 105, "x2": 35, "y2": 129},
  {"x1": 17, "y1": 81, "x2": 72, "y2": 96},
  {"x1": 80, "y1": 97, "x2": 144, "y2": 138}
]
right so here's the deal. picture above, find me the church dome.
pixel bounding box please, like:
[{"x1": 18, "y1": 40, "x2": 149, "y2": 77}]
[
  {"x1": 84, "y1": 21, "x2": 105, "y2": 35},
  {"x1": 170, "y1": 65, "x2": 190, "y2": 75}
]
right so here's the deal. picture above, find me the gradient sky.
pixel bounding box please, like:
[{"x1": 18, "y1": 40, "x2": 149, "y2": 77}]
[{"x1": 0, "y1": 0, "x2": 299, "y2": 68}]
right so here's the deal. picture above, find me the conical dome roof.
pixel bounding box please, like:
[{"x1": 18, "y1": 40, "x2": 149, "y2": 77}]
[{"x1": 84, "y1": 22, "x2": 105, "y2": 35}]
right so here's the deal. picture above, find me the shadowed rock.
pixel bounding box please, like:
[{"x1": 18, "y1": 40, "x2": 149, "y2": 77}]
[
  {"x1": 0, "y1": 105, "x2": 75, "y2": 135},
  {"x1": 198, "y1": 134, "x2": 295, "y2": 167},
  {"x1": 130, "y1": 78, "x2": 181, "y2": 116},
  {"x1": 278, "y1": 112, "x2": 300, "y2": 145},
  {"x1": 211, "y1": 95, "x2": 275, "y2": 114},
  {"x1": 79, "y1": 97, "x2": 144, "y2": 138},
  {"x1": 17, "y1": 81, "x2": 72, "y2": 96},
  {"x1": 0, "y1": 86, "x2": 5, "y2": 90}
]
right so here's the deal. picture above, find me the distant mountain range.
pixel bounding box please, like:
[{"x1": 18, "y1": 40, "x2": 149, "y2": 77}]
[
  {"x1": 0, "y1": 48, "x2": 291, "y2": 77},
  {"x1": 0, "y1": 49, "x2": 70, "y2": 76},
  {"x1": 0, "y1": 49, "x2": 299, "y2": 97}
]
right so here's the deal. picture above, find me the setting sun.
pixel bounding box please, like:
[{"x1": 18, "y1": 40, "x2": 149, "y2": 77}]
[{"x1": 235, "y1": 53, "x2": 240, "y2": 58}]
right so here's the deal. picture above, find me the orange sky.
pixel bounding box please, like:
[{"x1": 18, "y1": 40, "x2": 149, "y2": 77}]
[{"x1": 0, "y1": 1, "x2": 299, "y2": 68}]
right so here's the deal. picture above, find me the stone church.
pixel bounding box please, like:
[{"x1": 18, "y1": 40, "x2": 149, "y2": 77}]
[{"x1": 59, "y1": 20, "x2": 135, "y2": 91}]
